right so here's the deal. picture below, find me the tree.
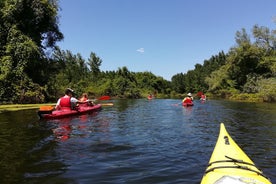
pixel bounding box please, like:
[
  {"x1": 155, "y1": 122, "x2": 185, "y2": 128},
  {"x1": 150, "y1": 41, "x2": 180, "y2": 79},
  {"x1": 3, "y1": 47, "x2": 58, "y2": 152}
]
[
  {"x1": 205, "y1": 65, "x2": 235, "y2": 92},
  {"x1": 88, "y1": 52, "x2": 102, "y2": 81},
  {"x1": 252, "y1": 25, "x2": 276, "y2": 51},
  {"x1": 0, "y1": 0, "x2": 63, "y2": 103},
  {"x1": 235, "y1": 28, "x2": 251, "y2": 46},
  {"x1": 171, "y1": 51, "x2": 226, "y2": 94}
]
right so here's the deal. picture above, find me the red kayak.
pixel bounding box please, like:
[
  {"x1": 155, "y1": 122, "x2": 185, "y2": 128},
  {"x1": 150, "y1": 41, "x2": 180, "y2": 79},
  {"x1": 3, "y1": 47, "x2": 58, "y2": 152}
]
[
  {"x1": 182, "y1": 102, "x2": 194, "y2": 106},
  {"x1": 182, "y1": 98, "x2": 194, "y2": 106},
  {"x1": 38, "y1": 104, "x2": 102, "y2": 119}
]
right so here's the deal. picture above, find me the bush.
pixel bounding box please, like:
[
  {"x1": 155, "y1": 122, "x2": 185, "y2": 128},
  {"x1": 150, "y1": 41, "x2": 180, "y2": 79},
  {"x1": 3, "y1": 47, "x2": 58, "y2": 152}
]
[{"x1": 257, "y1": 78, "x2": 276, "y2": 102}]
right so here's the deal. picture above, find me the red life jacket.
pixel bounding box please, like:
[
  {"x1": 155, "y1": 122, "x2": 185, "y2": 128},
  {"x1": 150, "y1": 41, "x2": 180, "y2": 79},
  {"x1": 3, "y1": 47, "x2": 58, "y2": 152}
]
[
  {"x1": 59, "y1": 96, "x2": 71, "y2": 110},
  {"x1": 183, "y1": 97, "x2": 192, "y2": 103}
]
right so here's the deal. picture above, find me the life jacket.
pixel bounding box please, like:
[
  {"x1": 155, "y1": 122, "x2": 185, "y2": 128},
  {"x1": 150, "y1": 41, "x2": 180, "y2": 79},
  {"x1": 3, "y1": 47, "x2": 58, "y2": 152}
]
[
  {"x1": 183, "y1": 97, "x2": 192, "y2": 103},
  {"x1": 59, "y1": 96, "x2": 71, "y2": 110}
]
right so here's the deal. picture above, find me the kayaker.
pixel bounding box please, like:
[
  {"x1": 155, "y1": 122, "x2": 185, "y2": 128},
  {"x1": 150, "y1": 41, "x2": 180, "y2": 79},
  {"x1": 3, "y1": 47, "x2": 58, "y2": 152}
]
[
  {"x1": 55, "y1": 88, "x2": 86, "y2": 110},
  {"x1": 79, "y1": 93, "x2": 88, "y2": 102},
  {"x1": 200, "y1": 94, "x2": 206, "y2": 101},
  {"x1": 182, "y1": 93, "x2": 193, "y2": 103},
  {"x1": 79, "y1": 93, "x2": 94, "y2": 106}
]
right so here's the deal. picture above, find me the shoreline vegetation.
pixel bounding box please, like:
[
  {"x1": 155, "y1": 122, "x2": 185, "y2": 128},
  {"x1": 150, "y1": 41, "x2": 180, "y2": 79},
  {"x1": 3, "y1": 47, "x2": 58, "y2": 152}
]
[
  {"x1": 1, "y1": 92, "x2": 274, "y2": 112},
  {"x1": 1, "y1": 1, "x2": 275, "y2": 105}
]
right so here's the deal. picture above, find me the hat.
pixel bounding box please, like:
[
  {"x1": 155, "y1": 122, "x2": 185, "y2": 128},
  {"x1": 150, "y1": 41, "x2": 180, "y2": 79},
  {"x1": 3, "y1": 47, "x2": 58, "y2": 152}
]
[
  {"x1": 65, "y1": 88, "x2": 75, "y2": 95},
  {"x1": 187, "y1": 93, "x2": 192, "y2": 97}
]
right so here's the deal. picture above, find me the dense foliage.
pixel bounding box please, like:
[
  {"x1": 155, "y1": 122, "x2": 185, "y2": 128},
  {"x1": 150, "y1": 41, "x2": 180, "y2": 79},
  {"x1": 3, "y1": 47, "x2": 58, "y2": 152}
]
[
  {"x1": 0, "y1": 0, "x2": 275, "y2": 103},
  {"x1": 171, "y1": 25, "x2": 276, "y2": 102},
  {"x1": 0, "y1": 0, "x2": 63, "y2": 103}
]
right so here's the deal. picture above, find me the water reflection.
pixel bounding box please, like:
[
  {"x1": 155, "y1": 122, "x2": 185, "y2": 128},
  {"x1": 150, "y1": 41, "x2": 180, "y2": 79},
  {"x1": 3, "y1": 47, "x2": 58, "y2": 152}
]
[
  {"x1": 0, "y1": 100, "x2": 275, "y2": 183},
  {"x1": 182, "y1": 106, "x2": 193, "y2": 116}
]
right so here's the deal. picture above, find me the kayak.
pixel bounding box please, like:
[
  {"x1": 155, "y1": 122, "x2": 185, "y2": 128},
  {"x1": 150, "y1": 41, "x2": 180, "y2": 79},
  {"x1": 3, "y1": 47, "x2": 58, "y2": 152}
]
[
  {"x1": 38, "y1": 104, "x2": 102, "y2": 119},
  {"x1": 147, "y1": 96, "x2": 153, "y2": 100},
  {"x1": 201, "y1": 123, "x2": 271, "y2": 184},
  {"x1": 182, "y1": 102, "x2": 194, "y2": 106}
]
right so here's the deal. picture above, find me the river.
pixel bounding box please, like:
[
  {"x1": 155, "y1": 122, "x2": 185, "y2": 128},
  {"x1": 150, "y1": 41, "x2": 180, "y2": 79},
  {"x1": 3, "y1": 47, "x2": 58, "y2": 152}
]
[{"x1": 0, "y1": 99, "x2": 275, "y2": 184}]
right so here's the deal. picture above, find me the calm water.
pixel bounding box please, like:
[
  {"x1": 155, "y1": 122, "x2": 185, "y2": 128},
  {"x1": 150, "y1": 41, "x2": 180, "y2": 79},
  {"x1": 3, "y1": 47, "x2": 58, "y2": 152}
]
[{"x1": 0, "y1": 99, "x2": 275, "y2": 184}]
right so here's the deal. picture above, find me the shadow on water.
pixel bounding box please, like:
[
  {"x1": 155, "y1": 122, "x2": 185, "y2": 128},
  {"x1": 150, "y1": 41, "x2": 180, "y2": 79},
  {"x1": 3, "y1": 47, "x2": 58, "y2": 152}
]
[{"x1": 0, "y1": 99, "x2": 275, "y2": 183}]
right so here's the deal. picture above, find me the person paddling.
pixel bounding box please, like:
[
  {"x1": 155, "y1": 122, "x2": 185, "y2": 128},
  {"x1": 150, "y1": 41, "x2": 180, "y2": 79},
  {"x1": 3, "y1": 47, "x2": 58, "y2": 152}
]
[
  {"x1": 200, "y1": 94, "x2": 206, "y2": 101},
  {"x1": 183, "y1": 93, "x2": 193, "y2": 104},
  {"x1": 79, "y1": 93, "x2": 88, "y2": 102},
  {"x1": 55, "y1": 88, "x2": 87, "y2": 110},
  {"x1": 79, "y1": 93, "x2": 94, "y2": 106}
]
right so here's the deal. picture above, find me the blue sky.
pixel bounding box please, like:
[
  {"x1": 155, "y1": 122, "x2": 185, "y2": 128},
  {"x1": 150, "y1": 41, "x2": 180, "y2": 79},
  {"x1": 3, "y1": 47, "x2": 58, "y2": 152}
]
[{"x1": 57, "y1": 0, "x2": 275, "y2": 81}]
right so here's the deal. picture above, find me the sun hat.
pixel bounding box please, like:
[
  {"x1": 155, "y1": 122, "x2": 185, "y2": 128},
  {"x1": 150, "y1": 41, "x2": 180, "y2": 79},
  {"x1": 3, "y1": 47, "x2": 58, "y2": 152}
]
[
  {"x1": 65, "y1": 88, "x2": 75, "y2": 95},
  {"x1": 187, "y1": 93, "x2": 192, "y2": 96}
]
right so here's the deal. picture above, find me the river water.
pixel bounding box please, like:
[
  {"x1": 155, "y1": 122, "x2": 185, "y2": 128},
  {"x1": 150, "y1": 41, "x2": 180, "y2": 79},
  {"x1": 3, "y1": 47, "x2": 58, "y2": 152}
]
[{"x1": 0, "y1": 99, "x2": 275, "y2": 184}]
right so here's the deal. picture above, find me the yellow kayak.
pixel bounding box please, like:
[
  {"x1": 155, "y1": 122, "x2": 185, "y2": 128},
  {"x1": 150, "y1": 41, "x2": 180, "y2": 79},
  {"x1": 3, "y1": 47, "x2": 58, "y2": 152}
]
[{"x1": 201, "y1": 123, "x2": 271, "y2": 184}]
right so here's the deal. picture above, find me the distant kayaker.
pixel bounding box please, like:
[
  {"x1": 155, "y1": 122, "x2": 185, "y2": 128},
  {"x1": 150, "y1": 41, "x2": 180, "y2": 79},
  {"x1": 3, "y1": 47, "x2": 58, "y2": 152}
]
[
  {"x1": 200, "y1": 94, "x2": 206, "y2": 101},
  {"x1": 148, "y1": 93, "x2": 153, "y2": 100},
  {"x1": 55, "y1": 88, "x2": 86, "y2": 110},
  {"x1": 182, "y1": 93, "x2": 193, "y2": 104}
]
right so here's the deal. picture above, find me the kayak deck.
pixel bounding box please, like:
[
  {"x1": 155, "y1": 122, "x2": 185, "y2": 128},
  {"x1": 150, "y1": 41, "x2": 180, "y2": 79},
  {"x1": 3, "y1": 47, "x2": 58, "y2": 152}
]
[{"x1": 201, "y1": 123, "x2": 271, "y2": 184}]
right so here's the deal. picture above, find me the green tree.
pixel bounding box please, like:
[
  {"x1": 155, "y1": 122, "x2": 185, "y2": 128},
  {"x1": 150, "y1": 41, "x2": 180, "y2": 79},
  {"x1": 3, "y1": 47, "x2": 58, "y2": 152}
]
[
  {"x1": 252, "y1": 25, "x2": 276, "y2": 51},
  {"x1": 235, "y1": 28, "x2": 251, "y2": 46},
  {"x1": 171, "y1": 73, "x2": 186, "y2": 93},
  {"x1": 88, "y1": 52, "x2": 102, "y2": 81},
  {"x1": 171, "y1": 51, "x2": 226, "y2": 94},
  {"x1": 205, "y1": 65, "x2": 236, "y2": 92},
  {"x1": 49, "y1": 49, "x2": 91, "y2": 98},
  {"x1": 113, "y1": 67, "x2": 138, "y2": 97},
  {"x1": 0, "y1": 0, "x2": 63, "y2": 103}
]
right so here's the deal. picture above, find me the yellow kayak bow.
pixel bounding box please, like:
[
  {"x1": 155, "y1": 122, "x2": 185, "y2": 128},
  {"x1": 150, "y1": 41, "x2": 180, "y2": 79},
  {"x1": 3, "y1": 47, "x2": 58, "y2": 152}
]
[{"x1": 201, "y1": 123, "x2": 271, "y2": 184}]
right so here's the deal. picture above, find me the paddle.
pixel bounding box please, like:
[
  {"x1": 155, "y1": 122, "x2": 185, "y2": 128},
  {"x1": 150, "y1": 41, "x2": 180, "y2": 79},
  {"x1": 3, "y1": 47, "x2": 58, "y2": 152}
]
[
  {"x1": 89, "y1": 95, "x2": 111, "y2": 102},
  {"x1": 38, "y1": 105, "x2": 55, "y2": 118},
  {"x1": 39, "y1": 105, "x2": 54, "y2": 111},
  {"x1": 97, "y1": 96, "x2": 110, "y2": 100},
  {"x1": 101, "y1": 103, "x2": 114, "y2": 106}
]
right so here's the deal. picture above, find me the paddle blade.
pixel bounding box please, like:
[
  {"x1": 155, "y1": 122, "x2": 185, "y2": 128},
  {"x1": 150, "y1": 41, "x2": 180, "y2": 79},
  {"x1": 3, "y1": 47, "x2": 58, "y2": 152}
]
[
  {"x1": 38, "y1": 106, "x2": 54, "y2": 118},
  {"x1": 39, "y1": 106, "x2": 54, "y2": 111},
  {"x1": 98, "y1": 96, "x2": 110, "y2": 100}
]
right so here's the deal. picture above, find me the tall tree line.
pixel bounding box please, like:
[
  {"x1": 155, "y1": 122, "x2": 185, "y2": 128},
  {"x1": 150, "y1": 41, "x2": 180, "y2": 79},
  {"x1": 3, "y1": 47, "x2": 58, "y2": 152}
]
[
  {"x1": 171, "y1": 25, "x2": 276, "y2": 101},
  {"x1": 0, "y1": 0, "x2": 171, "y2": 103},
  {"x1": 1, "y1": 0, "x2": 275, "y2": 103}
]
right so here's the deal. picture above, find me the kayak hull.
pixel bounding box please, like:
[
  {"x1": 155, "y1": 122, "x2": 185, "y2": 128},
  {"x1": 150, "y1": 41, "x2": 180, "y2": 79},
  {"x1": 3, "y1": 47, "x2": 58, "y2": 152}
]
[
  {"x1": 201, "y1": 123, "x2": 271, "y2": 184},
  {"x1": 182, "y1": 102, "x2": 194, "y2": 106},
  {"x1": 38, "y1": 104, "x2": 102, "y2": 119}
]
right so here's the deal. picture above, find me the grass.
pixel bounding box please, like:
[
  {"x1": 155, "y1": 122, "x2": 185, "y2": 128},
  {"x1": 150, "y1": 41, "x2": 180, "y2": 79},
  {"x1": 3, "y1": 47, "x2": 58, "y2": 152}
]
[{"x1": 0, "y1": 103, "x2": 55, "y2": 112}]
